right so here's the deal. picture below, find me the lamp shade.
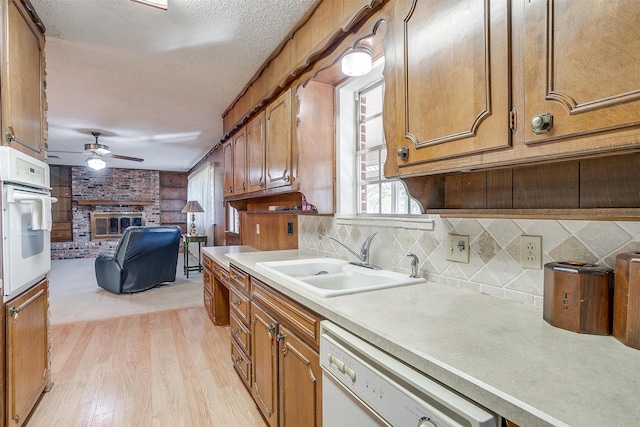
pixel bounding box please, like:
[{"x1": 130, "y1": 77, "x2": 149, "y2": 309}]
[{"x1": 181, "y1": 200, "x2": 204, "y2": 213}]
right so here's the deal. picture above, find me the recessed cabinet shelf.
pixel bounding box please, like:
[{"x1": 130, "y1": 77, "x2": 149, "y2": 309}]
[{"x1": 77, "y1": 200, "x2": 155, "y2": 206}]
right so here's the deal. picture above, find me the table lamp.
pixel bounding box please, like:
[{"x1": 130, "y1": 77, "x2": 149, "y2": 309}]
[{"x1": 181, "y1": 200, "x2": 204, "y2": 236}]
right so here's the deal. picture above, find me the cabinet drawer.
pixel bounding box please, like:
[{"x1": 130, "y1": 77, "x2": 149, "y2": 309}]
[
  {"x1": 251, "y1": 277, "x2": 321, "y2": 348},
  {"x1": 51, "y1": 222, "x2": 71, "y2": 231},
  {"x1": 230, "y1": 311, "x2": 251, "y2": 355},
  {"x1": 203, "y1": 288, "x2": 213, "y2": 322},
  {"x1": 229, "y1": 287, "x2": 250, "y2": 325},
  {"x1": 214, "y1": 262, "x2": 230, "y2": 287},
  {"x1": 229, "y1": 264, "x2": 250, "y2": 293},
  {"x1": 203, "y1": 268, "x2": 213, "y2": 294},
  {"x1": 203, "y1": 254, "x2": 214, "y2": 272},
  {"x1": 231, "y1": 339, "x2": 251, "y2": 389}
]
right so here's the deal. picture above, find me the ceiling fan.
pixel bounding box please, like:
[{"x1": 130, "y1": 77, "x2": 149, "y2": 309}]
[
  {"x1": 49, "y1": 131, "x2": 144, "y2": 170},
  {"x1": 85, "y1": 132, "x2": 144, "y2": 163}
]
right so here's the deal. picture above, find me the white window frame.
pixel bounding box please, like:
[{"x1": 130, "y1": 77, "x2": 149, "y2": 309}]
[{"x1": 336, "y1": 58, "x2": 423, "y2": 218}]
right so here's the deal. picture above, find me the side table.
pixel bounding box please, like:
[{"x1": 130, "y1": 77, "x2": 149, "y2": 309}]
[{"x1": 182, "y1": 234, "x2": 207, "y2": 278}]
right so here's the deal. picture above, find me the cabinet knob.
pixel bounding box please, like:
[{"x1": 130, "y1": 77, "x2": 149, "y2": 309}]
[
  {"x1": 258, "y1": 180, "x2": 264, "y2": 188},
  {"x1": 283, "y1": 174, "x2": 290, "y2": 183},
  {"x1": 397, "y1": 147, "x2": 409, "y2": 160},
  {"x1": 276, "y1": 332, "x2": 285, "y2": 343},
  {"x1": 268, "y1": 324, "x2": 276, "y2": 334},
  {"x1": 531, "y1": 113, "x2": 553, "y2": 134}
]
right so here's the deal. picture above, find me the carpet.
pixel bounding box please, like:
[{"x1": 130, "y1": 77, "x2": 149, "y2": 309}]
[{"x1": 48, "y1": 255, "x2": 203, "y2": 324}]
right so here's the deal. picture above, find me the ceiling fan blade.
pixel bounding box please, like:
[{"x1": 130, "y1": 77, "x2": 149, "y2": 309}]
[
  {"x1": 48, "y1": 149, "x2": 86, "y2": 154},
  {"x1": 107, "y1": 153, "x2": 144, "y2": 162}
]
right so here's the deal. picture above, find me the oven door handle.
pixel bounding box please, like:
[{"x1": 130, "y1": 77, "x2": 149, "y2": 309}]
[{"x1": 7, "y1": 187, "x2": 57, "y2": 204}]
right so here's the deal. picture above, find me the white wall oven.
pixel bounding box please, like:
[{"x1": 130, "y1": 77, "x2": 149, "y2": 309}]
[{"x1": 0, "y1": 147, "x2": 54, "y2": 301}]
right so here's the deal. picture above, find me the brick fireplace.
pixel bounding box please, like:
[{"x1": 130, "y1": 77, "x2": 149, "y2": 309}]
[{"x1": 51, "y1": 167, "x2": 160, "y2": 259}]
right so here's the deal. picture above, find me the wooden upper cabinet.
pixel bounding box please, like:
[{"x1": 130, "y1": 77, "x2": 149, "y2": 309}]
[
  {"x1": 265, "y1": 88, "x2": 292, "y2": 189},
  {"x1": 523, "y1": 0, "x2": 640, "y2": 149},
  {"x1": 295, "y1": 81, "x2": 335, "y2": 214},
  {"x1": 233, "y1": 127, "x2": 247, "y2": 195},
  {"x1": 222, "y1": 140, "x2": 234, "y2": 196},
  {"x1": 3, "y1": 0, "x2": 46, "y2": 159},
  {"x1": 384, "y1": 0, "x2": 511, "y2": 177},
  {"x1": 246, "y1": 112, "x2": 266, "y2": 193}
]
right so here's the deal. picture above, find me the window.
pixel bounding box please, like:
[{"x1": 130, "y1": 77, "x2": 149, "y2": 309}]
[
  {"x1": 337, "y1": 59, "x2": 421, "y2": 215},
  {"x1": 226, "y1": 203, "x2": 240, "y2": 234}
]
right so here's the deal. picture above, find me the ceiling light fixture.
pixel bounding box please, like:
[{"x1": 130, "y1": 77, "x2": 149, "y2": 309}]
[
  {"x1": 341, "y1": 48, "x2": 373, "y2": 77},
  {"x1": 87, "y1": 154, "x2": 106, "y2": 170},
  {"x1": 130, "y1": 0, "x2": 168, "y2": 10}
]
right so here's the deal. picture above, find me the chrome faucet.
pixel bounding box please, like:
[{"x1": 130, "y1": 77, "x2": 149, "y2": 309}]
[
  {"x1": 319, "y1": 232, "x2": 379, "y2": 269},
  {"x1": 406, "y1": 253, "x2": 420, "y2": 278}
]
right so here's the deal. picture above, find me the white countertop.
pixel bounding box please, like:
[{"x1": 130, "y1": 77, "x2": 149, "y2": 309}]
[{"x1": 211, "y1": 247, "x2": 640, "y2": 426}]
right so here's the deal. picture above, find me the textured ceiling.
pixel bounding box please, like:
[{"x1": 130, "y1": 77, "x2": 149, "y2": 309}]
[{"x1": 32, "y1": 0, "x2": 316, "y2": 171}]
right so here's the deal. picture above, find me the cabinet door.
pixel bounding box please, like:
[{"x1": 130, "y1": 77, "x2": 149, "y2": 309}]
[
  {"x1": 295, "y1": 81, "x2": 335, "y2": 214},
  {"x1": 251, "y1": 303, "x2": 278, "y2": 427},
  {"x1": 6, "y1": 279, "x2": 49, "y2": 427},
  {"x1": 3, "y1": 0, "x2": 46, "y2": 157},
  {"x1": 247, "y1": 111, "x2": 266, "y2": 192},
  {"x1": 233, "y1": 127, "x2": 247, "y2": 194},
  {"x1": 523, "y1": 0, "x2": 640, "y2": 148},
  {"x1": 385, "y1": 0, "x2": 511, "y2": 177},
  {"x1": 265, "y1": 89, "x2": 292, "y2": 189},
  {"x1": 278, "y1": 325, "x2": 321, "y2": 427},
  {"x1": 222, "y1": 140, "x2": 234, "y2": 196}
]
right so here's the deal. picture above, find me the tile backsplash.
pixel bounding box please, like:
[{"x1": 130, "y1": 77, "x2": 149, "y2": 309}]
[{"x1": 298, "y1": 215, "x2": 640, "y2": 307}]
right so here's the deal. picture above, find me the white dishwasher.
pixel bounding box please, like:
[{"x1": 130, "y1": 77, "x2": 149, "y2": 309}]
[{"x1": 320, "y1": 321, "x2": 498, "y2": 427}]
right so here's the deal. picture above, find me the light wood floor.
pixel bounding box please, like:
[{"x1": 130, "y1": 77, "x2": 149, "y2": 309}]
[{"x1": 26, "y1": 307, "x2": 266, "y2": 427}]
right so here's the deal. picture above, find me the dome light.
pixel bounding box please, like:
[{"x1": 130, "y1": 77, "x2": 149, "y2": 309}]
[
  {"x1": 341, "y1": 49, "x2": 373, "y2": 77},
  {"x1": 87, "y1": 154, "x2": 106, "y2": 170}
]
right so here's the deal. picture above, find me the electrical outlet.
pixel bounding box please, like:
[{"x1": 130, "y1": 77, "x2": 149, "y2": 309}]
[
  {"x1": 446, "y1": 234, "x2": 470, "y2": 263},
  {"x1": 520, "y1": 235, "x2": 542, "y2": 269}
]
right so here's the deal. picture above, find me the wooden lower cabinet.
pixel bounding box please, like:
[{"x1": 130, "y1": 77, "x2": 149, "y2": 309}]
[
  {"x1": 278, "y1": 324, "x2": 322, "y2": 427},
  {"x1": 251, "y1": 303, "x2": 278, "y2": 427},
  {"x1": 220, "y1": 266, "x2": 322, "y2": 426},
  {"x1": 250, "y1": 278, "x2": 322, "y2": 427},
  {"x1": 202, "y1": 254, "x2": 230, "y2": 326},
  {"x1": 226, "y1": 265, "x2": 253, "y2": 392},
  {"x1": 5, "y1": 279, "x2": 49, "y2": 427}
]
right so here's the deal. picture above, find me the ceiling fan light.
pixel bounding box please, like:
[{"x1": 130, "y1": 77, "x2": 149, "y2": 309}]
[
  {"x1": 341, "y1": 49, "x2": 373, "y2": 77},
  {"x1": 87, "y1": 155, "x2": 106, "y2": 170}
]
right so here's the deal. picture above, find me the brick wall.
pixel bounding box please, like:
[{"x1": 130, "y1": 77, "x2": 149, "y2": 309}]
[{"x1": 51, "y1": 167, "x2": 161, "y2": 259}]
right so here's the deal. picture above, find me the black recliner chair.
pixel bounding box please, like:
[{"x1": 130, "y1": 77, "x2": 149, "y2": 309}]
[{"x1": 95, "y1": 225, "x2": 182, "y2": 294}]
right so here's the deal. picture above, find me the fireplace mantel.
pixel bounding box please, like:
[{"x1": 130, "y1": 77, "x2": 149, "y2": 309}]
[{"x1": 77, "y1": 200, "x2": 155, "y2": 206}]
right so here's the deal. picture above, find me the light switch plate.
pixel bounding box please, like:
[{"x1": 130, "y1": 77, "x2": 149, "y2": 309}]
[
  {"x1": 520, "y1": 235, "x2": 542, "y2": 269},
  {"x1": 446, "y1": 234, "x2": 470, "y2": 263}
]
